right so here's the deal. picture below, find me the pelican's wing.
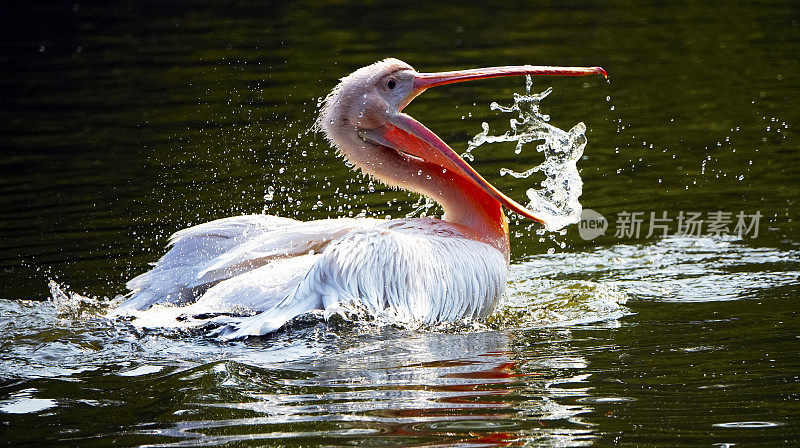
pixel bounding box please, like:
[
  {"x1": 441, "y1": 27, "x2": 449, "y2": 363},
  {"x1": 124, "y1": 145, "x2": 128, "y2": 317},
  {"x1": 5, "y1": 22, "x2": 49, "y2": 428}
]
[
  {"x1": 117, "y1": 215, "x2": 379, "y2": 312},
  {"x1": 216, "y1": 222, "x2": 507, "y2": 339},
  {"x1": 189, "y1": 253, "x2": 320, "y2": 314}
]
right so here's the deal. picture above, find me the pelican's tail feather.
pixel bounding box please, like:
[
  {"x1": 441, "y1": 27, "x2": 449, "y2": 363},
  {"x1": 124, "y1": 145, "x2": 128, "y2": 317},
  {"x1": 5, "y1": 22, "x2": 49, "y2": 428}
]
[
  {"x1": 117, "y1": 215, "x2": 379, "y2": 313},
  {"x1": 118, "y1": 215, "x2": 299, "y2": 312}
]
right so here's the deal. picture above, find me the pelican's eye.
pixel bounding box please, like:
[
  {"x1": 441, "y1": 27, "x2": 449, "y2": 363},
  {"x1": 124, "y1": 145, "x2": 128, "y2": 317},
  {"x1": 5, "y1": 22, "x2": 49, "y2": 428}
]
[{"x1": 387, "y1": 78, "x2": 397, "y2": 90}]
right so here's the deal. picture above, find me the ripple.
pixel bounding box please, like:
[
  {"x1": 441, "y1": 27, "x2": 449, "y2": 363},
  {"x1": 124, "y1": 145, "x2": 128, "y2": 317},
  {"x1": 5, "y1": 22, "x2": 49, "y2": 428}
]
[
  {"x1": 0, "y1": 390, "x2": 57, "y2": 415},
  {"x1": 576, "y1": 396, "x2": 635, "y2": 404},
  {"x1": 712, "y1": 421, "x2": 782, "y2": 428},
  {"x1": 118, "y1": 365, "x2": 166, "y2": 377},
  {"x1": 493, "y1": 278, "x2": 630, "y2": 329},
  {"x1": 514, "y1": 238, "x2": 800, "y2": 303}
]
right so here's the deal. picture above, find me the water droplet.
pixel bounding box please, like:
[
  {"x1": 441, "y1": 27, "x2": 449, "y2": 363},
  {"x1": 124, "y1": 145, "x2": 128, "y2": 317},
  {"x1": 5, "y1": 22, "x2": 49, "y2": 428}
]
[{"x1": 264, "y1": 186, "x2": 275, "y2": 201}]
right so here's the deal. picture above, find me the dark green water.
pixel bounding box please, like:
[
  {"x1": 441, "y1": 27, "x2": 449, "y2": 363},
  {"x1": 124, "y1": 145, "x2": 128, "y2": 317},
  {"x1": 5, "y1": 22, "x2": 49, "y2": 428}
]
[{"x1": 1, "y1": 1, "x2": 798, "y2": 447}]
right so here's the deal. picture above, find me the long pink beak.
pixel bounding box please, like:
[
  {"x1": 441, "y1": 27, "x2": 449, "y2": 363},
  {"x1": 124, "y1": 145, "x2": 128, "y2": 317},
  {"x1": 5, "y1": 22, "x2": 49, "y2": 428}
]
[
  {"x1": 365, "y1": 64, "x2": 606, "y2": 224},
  {"x1": 413, "y1": 65, "x2": 607, "y2": 91}
]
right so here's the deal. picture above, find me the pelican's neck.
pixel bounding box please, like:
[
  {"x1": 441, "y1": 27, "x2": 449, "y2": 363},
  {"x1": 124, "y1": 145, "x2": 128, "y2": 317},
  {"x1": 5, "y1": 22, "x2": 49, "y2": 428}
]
[
  {"x1": 317, "y1": 85, "x2": 510, "y2": 258},
  {"x1": 362, "y1": 146, "x2": 511, "y2": 258}
]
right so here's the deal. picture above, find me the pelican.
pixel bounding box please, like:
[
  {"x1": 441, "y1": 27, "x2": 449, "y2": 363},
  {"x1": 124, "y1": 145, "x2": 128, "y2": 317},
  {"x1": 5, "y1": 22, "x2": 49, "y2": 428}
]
[{"x1": 117, "y1": 59, "x2": 606, "y2": 339}]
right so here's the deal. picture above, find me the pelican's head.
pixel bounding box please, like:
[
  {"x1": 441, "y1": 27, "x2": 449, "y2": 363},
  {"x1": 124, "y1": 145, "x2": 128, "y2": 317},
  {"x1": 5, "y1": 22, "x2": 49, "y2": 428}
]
[
  {"x1": 318, "y1": 58, "x2": 606, "y2": 225},
  {"x1": 318, "y1": 58, "x2": 416, "y2": 161}
]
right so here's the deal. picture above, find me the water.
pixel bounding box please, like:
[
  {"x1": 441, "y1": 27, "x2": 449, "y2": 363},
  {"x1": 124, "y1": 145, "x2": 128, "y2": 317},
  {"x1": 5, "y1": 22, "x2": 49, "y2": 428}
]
[
  {"x1": 467, "y1": 78, "x2": 587, "y2": 231},
  {"x1": 2, "y1": 1, "x2": 799, "y2": 447}
]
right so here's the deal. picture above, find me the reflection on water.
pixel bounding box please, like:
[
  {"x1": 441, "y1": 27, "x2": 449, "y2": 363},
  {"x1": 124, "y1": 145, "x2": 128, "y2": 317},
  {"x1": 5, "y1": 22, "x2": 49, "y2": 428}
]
[
  {"x1": 135, "y1": 333, "x2": 596, "y2": 447},
  {"x1": 0, "y1": 306, "x2": 602, "y2": 447},
  {"x1": 0, "y1": 392, "x2": 57, "y2": 415}
]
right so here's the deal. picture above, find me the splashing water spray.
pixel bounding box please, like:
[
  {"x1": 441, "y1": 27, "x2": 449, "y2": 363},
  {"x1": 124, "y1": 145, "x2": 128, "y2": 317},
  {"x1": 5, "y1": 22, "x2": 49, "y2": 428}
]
[{"x1": 465, "y1": 75, "x2": 587, "y2": 232}]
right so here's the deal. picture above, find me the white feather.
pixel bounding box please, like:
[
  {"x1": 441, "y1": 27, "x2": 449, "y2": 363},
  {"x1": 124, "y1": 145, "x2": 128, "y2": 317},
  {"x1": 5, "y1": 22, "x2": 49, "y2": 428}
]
[
  {"x1": 118, "y1": 215, "x2": 379, "y2": 312},
  {"x1": 116, "y1": 216, "x2": 507, "y2": 339}
]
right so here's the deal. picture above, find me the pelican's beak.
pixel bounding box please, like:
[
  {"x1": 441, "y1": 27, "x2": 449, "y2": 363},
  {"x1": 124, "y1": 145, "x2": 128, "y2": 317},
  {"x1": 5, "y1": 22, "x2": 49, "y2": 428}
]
[
  {"x1": 361, "y1": 64, "x2": 606, "y2": 223},
  {"x1": 412, "y1": 65, "x2": 606, "y2": 90}
]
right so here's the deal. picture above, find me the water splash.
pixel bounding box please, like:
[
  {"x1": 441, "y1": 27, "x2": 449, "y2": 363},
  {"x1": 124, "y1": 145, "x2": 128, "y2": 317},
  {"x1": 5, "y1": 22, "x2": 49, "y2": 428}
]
[
  {"x1": 466, "y1": 76, "x2": 587, "y2": 231},
  {"x1": 48, "y1": 280, "x2": 103, "y2": 318},
  {"x1": 491, "y1": 278, "x2": 629, "y2": 330}
]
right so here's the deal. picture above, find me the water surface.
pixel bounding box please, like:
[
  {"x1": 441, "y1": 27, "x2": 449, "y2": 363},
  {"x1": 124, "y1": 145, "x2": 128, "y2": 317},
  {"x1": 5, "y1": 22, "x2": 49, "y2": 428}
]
[{"x1": 1, "y1": 1, "x2": 798, "y2": 446}]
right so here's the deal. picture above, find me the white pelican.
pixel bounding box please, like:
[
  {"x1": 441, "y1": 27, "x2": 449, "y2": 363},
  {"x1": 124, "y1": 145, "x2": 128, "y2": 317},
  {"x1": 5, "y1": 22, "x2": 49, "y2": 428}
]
[{"x1": 117, "y1": 59, "x2": 606, "y2": 339}]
